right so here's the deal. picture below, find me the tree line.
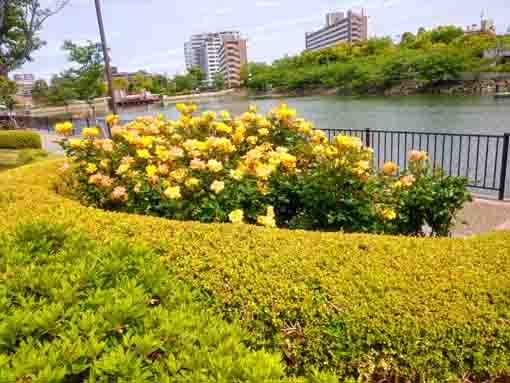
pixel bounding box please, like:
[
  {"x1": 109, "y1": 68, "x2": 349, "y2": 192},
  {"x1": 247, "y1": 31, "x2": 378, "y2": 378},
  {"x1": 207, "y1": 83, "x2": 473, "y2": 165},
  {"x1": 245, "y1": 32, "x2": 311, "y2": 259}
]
[{"x1": 241, "y1": 26, "x2": 510, "y2": 94}]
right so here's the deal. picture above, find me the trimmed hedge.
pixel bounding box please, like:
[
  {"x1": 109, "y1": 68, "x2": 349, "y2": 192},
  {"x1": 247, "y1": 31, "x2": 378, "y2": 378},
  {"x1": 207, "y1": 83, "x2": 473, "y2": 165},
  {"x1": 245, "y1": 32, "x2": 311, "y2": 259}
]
[
  {"x1": 1, "y1": 160, "x2": 510, "y2": 382},
  {"x1": 0, "y1": 130, "x2": 42, "y2": 149},
  {"x1": 0, "y1": 223, "x2": 292, "y2": 382}
]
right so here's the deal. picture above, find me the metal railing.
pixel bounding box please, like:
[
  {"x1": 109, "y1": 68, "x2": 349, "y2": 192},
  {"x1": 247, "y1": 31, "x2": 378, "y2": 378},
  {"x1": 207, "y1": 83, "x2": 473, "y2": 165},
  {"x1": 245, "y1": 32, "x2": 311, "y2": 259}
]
[{"x1": 322, "y1": 128, "x2": 510, "y2": 200}]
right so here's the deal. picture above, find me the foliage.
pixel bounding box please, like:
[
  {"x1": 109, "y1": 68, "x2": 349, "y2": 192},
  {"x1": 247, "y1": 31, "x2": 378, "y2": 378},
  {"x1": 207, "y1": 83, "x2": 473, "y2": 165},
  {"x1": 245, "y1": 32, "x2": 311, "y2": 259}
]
[
  {"x1": 31, "y1": 79, "x2": 49, "y2": 104},
  {"x1": 44, "y1": 41, "x2": 107, "y2": 107},
  {"x1": 0, "y1": 130, "x2": 41, "y2": 149},
  {"x1": 130, "y1": 73, "x2": 153, "y2": 93},
  {"x1": 0, "y1": 222, "x2": 292, "y2": 382},
  {"x1": 214, "y1": 72, "x2": 225, "y2": 90},
  {"x1": 244, "y1": 25, "x2": 509, "y2": 93},
  {"x1": 56, "y1": 104, "x2": 470, "y2": 236},
  {"x1": 0, "y1": 75, "x2": 16, "y2": 110},
  {"x1": 61, "y1": 40, "x2": 106, "y2": 103},
  {"x1": 112, "y1": 77, "x2": 129, "y2": 91},
  {"x1": 0, "y1": 162, "x2": 509, "y2": 382},
  {"x1": 0, "y1": 0, "x2": 69, "y2": 75}
]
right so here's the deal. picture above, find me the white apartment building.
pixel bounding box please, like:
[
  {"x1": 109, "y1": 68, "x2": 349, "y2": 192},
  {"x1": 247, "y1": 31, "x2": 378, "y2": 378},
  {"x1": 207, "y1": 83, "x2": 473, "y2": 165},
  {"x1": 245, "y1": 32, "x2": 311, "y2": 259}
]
[{"x1": 184, "y1": 31, "x2": 241, "y2": 87}]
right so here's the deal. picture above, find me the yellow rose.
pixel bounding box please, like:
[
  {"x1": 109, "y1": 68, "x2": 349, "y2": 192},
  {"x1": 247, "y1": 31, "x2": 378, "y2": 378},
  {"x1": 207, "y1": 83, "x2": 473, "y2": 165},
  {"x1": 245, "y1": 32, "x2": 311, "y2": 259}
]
[
  {"x1": 82, "y1": 127, "x2": 100, "y2": 138},
  {"x1": 164, "y1": 186, "x2": 181, "y2": 200},
  {"x1": 85, "y1": 163, "x2": 97, "y2": 174},
  {"x1": 137, "y1": 149, "x2": 150, "y2": 159},
  {"x1": 228, "y1": 209, "x2": 244, "y2": 224},
  {"x1": 246, "y1": 136, "x2": 258, "y2": 145},
  {"x1": 409, "y1": 150, "x2": 428, "y2": 161},
  {"x1": 207, "y1": 159, "x2": 223, "y2": 173},
  {"x1": 185, "y1": 177, "x2": 200, "y2": 190},
  {"x1": 210, "y1": 180, "x2": 225, "y2": 194},
  {"x1": 382, "y1": 161, "x2": 399, "y2": 175},
  {"x1": 146, "y1": 165, "x2": 157, "y2": 177},
  {"x1": 400, "y1": 175, "x2": 416, "y2": 187},
  {"x1": 229, "y1": 168, "x2": 245, "y2": 181},
  {"x1": 258, "y1": 128, "x2": 269, "y2": 137},
  {"x1": 381, "y1": 208, "x2": 397, "y2": 221},
  {"x1": 55, "y1": 121, "x2": 73, "y2": 136},
  {"x1": 69, "y1": 138, "x2": 82, "y2": 149}
]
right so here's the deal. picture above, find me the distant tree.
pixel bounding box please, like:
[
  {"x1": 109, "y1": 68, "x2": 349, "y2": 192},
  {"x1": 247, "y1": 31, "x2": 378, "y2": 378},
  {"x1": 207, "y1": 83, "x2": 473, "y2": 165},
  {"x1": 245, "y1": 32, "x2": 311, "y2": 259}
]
[
  {"x1": 131, "y1": 73, "x2": 153, "y2": 93},
  {"x1": 0, "y1": 0, "x2": 69, "y2": 76},
  {"x1": 213, "y1": 72, "x2": 225, "y2": 90},
  {"x1": 430, "y1": 26, "x2": 464, "y2": 45},
  {"x1": 414, "y1": 50, "x2": 465, "y2": 83},
  {"x1": 31, "y1": 79, "x2": 49, "y2": 104},
  {"x1": 47, "y1": 75, "x2": 77, "y2": 106},
  {"x1": 0, "y1": 75, "x2": 18, "y2": 127},
  {"x1": 61, "y1": 41, "x2": 105, "y2": 105},
  {"x1": 112, "y1": 77, "x2": 129, "y2": 91},
  {"x1": 150, "y1": 74, "x2": 168, "y2": 94},
  {"x1": 188, "y1": 66, "x2": 204, "y2": 88},
  {"x1": 400, "y1": 32, "x2": 416, "y2": 47},
  {"x1": 174, "y1": 73, "x2": 193, "y2": 93}
]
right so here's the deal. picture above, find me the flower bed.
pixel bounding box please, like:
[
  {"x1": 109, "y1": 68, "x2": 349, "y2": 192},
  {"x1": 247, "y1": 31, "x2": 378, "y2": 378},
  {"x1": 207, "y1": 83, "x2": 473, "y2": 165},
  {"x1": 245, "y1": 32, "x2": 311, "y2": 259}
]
[
  {"x1": 55, "y1": 104, "x2": 471, "y2": 236},
  {"x1": 1, "y1": 161, "x2": 509, "y2": 382}
]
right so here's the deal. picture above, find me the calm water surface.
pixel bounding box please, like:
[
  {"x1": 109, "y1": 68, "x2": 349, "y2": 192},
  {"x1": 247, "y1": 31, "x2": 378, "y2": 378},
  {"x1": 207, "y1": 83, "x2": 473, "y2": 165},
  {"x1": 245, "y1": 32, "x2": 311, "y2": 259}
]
[{"x1": 120, "y1": 95, "x2": 510, "y2": 135}]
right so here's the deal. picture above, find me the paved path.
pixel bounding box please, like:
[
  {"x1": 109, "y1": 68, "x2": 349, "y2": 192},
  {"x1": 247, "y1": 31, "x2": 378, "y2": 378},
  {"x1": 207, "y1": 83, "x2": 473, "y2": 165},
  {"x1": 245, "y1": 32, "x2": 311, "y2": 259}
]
[
  {"x1": 452, "y1": 198, "x2": 510, "y2": 237},
  {"x1": 40, "y1": 132, "x2": 65, "y2": 154}
]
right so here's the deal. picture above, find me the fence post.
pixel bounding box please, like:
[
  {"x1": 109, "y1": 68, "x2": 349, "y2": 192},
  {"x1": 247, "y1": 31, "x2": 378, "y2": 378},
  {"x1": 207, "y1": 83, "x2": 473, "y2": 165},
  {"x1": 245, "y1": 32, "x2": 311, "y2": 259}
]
[
  {"x1": 499, "y1": 133, "x2": 510, "y2": 201},
  {"x1": 365, "y1": 128, "x2": 371, "y2": 147}
]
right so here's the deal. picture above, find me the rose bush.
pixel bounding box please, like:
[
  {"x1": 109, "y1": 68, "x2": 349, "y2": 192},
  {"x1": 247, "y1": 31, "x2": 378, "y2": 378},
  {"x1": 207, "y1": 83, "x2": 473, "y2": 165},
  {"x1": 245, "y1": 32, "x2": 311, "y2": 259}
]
[{"x1": 56, "y1": 103, "x2": 471, "y2": 236}]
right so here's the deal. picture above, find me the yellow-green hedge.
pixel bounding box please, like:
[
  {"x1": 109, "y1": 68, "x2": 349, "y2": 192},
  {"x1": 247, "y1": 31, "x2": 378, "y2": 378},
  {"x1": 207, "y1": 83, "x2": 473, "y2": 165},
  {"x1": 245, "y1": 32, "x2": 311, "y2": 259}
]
[
  {"x1": 0, "y1": 130, "x2": 42, "y2": 149},
  {"x1": 1, "y1": 160, "x2": 510, "y2": 382}
]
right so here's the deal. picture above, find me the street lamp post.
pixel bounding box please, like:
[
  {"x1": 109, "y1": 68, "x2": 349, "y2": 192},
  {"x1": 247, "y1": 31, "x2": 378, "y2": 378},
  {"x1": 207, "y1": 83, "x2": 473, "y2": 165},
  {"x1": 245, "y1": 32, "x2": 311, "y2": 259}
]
[{"x1": 94, "y1": 0, "x2": 118, "y2": 126}]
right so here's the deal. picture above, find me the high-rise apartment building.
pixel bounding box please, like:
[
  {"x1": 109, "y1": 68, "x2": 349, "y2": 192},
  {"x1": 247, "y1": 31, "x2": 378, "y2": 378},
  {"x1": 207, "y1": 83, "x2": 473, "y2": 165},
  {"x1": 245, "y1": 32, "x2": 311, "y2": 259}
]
[
  {"x1": 218, "y1": 36, "x2": 248, "y2": 88},
  {"x1": 305, "y1": 9, "x2": 368, "y2": 51},
  {"x1": 13, "y1": 74, "x2": 35, "y2": 97},
  {"x1": 184, "y1": 31, "x2": 247, "y2": 88}
]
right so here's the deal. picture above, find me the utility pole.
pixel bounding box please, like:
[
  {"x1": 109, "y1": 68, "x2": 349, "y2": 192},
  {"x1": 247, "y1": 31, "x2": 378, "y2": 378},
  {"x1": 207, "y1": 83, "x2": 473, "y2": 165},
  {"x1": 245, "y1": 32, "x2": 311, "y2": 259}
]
[{"x1": 94, "y1": 0, "x2": 118, "y2": 119}]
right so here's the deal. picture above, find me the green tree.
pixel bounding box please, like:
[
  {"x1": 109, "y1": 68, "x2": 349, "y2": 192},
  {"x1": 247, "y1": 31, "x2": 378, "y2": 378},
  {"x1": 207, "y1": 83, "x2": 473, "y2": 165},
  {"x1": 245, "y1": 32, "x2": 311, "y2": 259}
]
[
  {"x1": 430, "y1": 26, "x2": 464, "y2": 45},
  {"x1": 174, "y1": 73, "x2": 193, "y2": 93},
  {"x1": 131, "y1": 73, "x2": 153, "y2": 93},
  {"x1": 61, "y1": 41, "x2": 106, "y2": 104},
  {"x1": 0, "y1": 0, "x2": 69, "y2": 76},
  {"x1": 188, "y1": 66, "x2": 204, "y2": 88},
  {"x1": 46, "y1": 75, "x2": 77, "y2": 106},
  {"x1": 414, "y1": 50, "x2": 465, "y2": 83},
  {"x1": 31, "y1": 79, "x2": 49, "y2": 104},
  {"x1": 0, "y1": 75, "x2": 18, "y2": 127},
  {"x1": 112, "y1": 77, "x2": 129, "y2": 91},
  {"x1": 213, "y1": 72, "x2": 225, "y2": 90}
]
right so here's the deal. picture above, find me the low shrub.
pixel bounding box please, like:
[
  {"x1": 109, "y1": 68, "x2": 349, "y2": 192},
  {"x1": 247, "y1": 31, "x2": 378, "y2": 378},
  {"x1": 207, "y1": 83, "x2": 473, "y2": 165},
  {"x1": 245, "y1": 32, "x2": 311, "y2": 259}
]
[
  {"x1": 1, "y1": 161, "x2": 509, "y2": 382},
  {"x1": 0, "y1": 130, "x2": 42, "y2": 149},
  {"x1": 55, "y1": 104, "x2": 471, "y2": 236},
  {"x1": 0, "y1": 222, "x2": 296, "y2": 383}
]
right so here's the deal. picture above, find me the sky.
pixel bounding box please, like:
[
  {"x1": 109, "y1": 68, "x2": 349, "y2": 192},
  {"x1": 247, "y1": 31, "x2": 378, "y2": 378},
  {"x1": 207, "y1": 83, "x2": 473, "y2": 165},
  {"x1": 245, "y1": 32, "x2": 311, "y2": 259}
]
[{"x1": 19, "y1": 0, "x2": 510, "y2": 80}]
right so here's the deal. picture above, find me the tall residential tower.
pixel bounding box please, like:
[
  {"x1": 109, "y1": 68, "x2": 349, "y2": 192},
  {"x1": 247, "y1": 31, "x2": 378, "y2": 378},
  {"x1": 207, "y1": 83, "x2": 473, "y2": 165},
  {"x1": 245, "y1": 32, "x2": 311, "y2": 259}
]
[{"x1": 184, "y1": 31, "x2": 247, "y2": 87}]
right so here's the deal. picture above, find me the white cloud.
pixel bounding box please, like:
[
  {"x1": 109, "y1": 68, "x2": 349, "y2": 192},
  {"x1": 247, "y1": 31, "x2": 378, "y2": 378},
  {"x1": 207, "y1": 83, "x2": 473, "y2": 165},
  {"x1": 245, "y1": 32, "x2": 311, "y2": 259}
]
[{"x1": 255, "y1": 1, "x2": 281, "y2": 7}]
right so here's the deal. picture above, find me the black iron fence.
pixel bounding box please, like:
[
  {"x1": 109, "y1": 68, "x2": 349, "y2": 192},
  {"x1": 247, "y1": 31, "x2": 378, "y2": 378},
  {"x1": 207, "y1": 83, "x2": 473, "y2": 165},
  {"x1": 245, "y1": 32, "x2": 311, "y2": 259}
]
[{"x1": 322, "y1": 128, "x2": 510, "y2": 200}]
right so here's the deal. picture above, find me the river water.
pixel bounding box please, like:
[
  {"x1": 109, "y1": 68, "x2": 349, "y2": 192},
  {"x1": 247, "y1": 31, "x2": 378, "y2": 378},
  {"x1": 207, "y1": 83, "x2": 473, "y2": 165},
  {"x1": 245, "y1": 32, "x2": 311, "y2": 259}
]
[{"x1": 120, "y1": 95, "x2": 510, "y2": 135}]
